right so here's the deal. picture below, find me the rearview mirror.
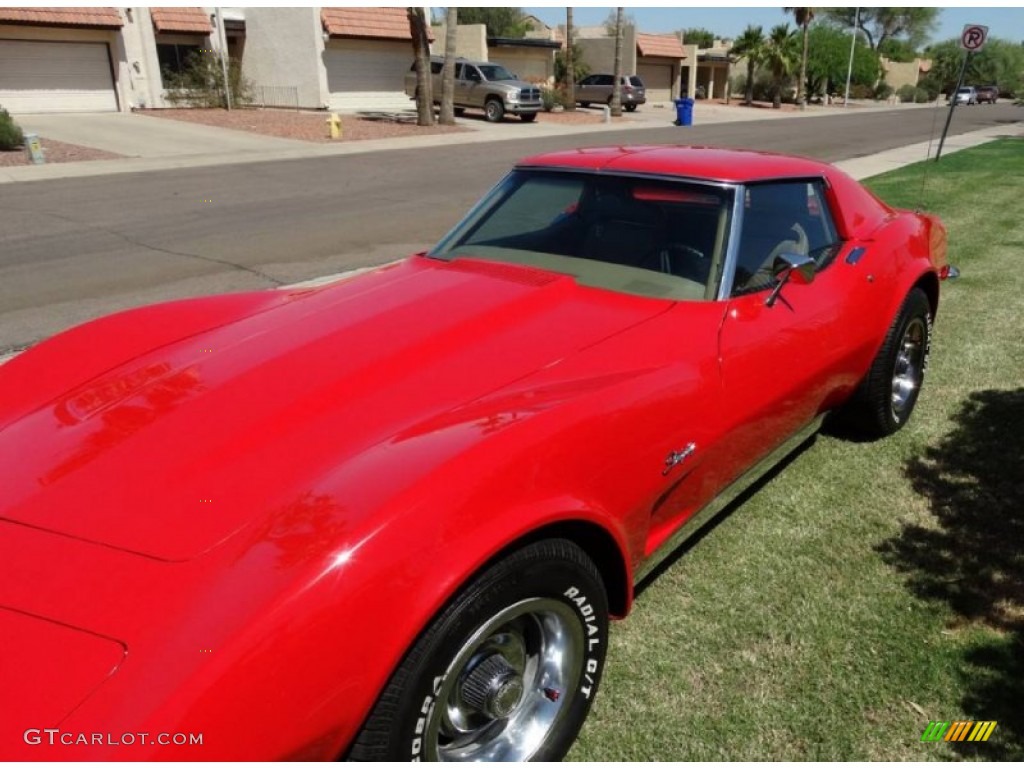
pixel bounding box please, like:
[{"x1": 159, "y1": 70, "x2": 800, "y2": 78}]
[{"x1": 766, "y1": 253, "x2": 816, "y2": 307}]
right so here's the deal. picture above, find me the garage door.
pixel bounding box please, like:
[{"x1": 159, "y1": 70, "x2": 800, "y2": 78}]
[
  {"x1": 324, "y1": 39, "x2": 413, "y2": 111},
  {"x1": 0, "y1": 40, "x2": 117, "y2": 113},
  {"x1": 637, "y1": 62, "x2": 673, "y2": 103}
]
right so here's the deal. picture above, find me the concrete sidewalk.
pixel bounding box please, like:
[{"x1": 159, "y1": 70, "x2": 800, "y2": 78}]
[{"x1": 0, "y1": 100, "x2": 964, "y2": 185}]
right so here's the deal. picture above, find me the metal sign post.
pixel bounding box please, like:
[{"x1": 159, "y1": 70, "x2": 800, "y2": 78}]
[{"x1": 935, "y1": 24, "x2": 988, "y2": 161}]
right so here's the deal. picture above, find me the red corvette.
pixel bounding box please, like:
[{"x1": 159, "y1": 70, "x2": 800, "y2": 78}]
[{"x1": 0, "y1": 147, "x2": 948, "y2": 761}]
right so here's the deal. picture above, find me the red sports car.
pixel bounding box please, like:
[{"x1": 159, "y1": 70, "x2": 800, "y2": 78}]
[{"x1": 0, "y1": 147, "x2": 949, "y2": 761}]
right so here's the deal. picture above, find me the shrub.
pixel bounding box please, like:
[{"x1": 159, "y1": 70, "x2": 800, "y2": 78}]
[
  {"x1": 0, "y1": 108, "x2": 24, "y2": 151},
  {"x1": 163, "y1": 51, "x2": 253, "y2": 108},
  {"x1": 897, "y1": 84, "x2": 918, "y2": 103},
  {"x1": 873, "y1": 82, "x2": 894, "y2": 101},
  {"x1": 540, "y1": 85, "x2": 558, "y2": 112},
  {"x1": 849, "y1": 83, "x2": 874, "y2": 100}
]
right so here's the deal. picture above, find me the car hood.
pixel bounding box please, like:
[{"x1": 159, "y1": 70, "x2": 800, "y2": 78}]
[{"x1": 0, "y1": 256, "x2": 669, "y2": 561}]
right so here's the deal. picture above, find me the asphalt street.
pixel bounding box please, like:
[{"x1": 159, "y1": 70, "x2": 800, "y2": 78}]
[{"x1": 1, "y1": 104, "x2": 1020, "y2": 352}]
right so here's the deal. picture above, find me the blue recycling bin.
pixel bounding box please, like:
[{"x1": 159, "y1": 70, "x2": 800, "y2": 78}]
[{"x1": 674, "y1": 97, "x2": 694, "y2": 126}]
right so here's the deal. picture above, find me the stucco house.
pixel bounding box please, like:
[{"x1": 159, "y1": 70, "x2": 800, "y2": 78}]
[{"x1": 0, "y1": 6, "x2": 429, "y2": 114}]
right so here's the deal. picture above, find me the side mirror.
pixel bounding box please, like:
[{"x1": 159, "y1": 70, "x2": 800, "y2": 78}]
[{"x1": 766, "y1": 253, "x2": 816, "y2": 307}]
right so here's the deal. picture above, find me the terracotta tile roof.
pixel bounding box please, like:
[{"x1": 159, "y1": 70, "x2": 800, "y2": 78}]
[
  {"x1": 0, "y1": 7, "x2": 122, "y2": 29},
  {"x1": 321, "y1": 7, "x2": 432, "y2": 42},
  {"x1": 636, "y1": 33, "x2": 686, "y2": 59},
  {"x1": 150, "y1": 7, "x2": 212, "y2": 35}
]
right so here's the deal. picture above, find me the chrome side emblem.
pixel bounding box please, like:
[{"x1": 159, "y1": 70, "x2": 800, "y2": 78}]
[{"x1": 663, "y1": 443, "x2": 696, "y2": 475}]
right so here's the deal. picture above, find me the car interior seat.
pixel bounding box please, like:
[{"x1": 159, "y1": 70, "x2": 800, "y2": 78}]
[{"x1": 732, "y1": 184, "x2": 812, "y2": 295}]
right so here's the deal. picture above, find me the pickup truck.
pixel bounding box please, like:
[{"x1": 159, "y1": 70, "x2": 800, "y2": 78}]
[{"x1": 404, "y1": 57, "x2": 542, "y2": 122}]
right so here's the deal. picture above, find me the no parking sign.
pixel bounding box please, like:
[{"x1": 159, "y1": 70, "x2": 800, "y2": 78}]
[{"x1": 959, "y1": 24, "x2": 989, "y2": 52}]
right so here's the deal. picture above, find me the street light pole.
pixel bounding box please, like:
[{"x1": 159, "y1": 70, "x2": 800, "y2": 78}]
[{"x1": 843, "y1": 7, "x2": 859, "y2": 107}]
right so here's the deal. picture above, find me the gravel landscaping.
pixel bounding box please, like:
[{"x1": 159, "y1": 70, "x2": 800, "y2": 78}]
[
  {"x1": 140, "y1": 106, "x2": 606, "y2": 143},
  {"x1": 0, "y1": 138, "x2": 123, "y2": 167}
]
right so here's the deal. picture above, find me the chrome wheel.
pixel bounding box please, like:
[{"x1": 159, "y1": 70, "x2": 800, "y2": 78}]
[
  {"x1": 891, "y1": 316, "x2": 926, "y2": 418},
  {"x1": 425, "y1": 598, "x2": 584, "y2": 761}
]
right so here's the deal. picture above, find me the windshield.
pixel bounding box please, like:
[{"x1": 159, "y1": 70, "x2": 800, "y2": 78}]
[
  {"x1": 430, "y1": 170, "x2": 735, "y2": 301},
  {"x1": 478, "y1": 64, "x2": 516, "y2": 81}
]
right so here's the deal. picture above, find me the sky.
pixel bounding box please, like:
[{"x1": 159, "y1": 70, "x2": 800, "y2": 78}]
[{"x1": 520, "y1": 6, "x2": 1022, "y2": 46}]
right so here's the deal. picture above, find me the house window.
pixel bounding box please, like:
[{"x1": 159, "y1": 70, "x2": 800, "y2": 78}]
[{"x1": 157, "y1": 43, "x2": 201, "y2": 78}]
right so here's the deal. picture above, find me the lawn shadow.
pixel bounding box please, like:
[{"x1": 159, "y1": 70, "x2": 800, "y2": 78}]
[{"x1": 877, "y1": 388, "x2": 1024, "y2": 759}]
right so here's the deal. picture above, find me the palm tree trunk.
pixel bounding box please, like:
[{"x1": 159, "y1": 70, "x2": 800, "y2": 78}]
[
  {"x1": 565, "y1": 8, "x2": 575, "y2": 111},
  {"x1": 745, "y1": 60, "x2": 755, "y2": 105},
  {"x1": 439, "y1": 8, "x2": 457, "y2": 124},
  {"x1": 798, "y1": 21, "x2": 809, "y2": 109},
  {"x1": 611, "y1": 7, "x2": 624, "y2": 117},
  {"x1": 407, "y1": 7, "x2": 434, "y2": 126}
]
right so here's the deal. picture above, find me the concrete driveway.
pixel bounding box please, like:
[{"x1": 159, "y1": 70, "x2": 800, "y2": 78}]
[{"x1": 16, "y1": 112, "x2": 307, "y2": 158}]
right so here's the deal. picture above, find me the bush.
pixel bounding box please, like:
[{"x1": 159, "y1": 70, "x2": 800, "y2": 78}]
[
  {"x1": 897, "y1": 84, "x2": 917, "y2": 103},
  {"x1": 874, "y1": 82, "x2": 894, "y2": 101},
  {"x1": 540, "y1": 85, "x2": 558, "y2": 112},
  {"x1": 0, "y1": 108, "x2": 24, "y2": 151},
  {"x1": 163, "y1": 51, "x2": 253, "y2": 108},
  {"x1": 849, "y1": 83, "x2": 874, "y2": 100}
]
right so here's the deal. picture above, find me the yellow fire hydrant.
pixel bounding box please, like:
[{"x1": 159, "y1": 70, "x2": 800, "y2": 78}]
[{"x1": 327, "y1": 113, "x2": 342, "y2": 140}]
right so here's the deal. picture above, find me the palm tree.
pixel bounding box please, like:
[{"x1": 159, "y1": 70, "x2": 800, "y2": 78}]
[
  {"x1": 731, "y1": 25, "x2": 765, "y2": 106},
  {"x1": 784, "y1": 7, "x2": 815, "y2": 109},
  {"x1": 439, "y1": 7, "x2": 457, "y2": 125},
  {"x1": 407, "y1": 7, "x2": 434, "y2": 126},
  {"x1": 762, "y1": 23, "x2": 797, "y2": 109},
  {"x1": 565, "y1": 8, "x2": 575, "y2": 111},
  {"x1": 611, "y1": 7, "x2": 624, "y2": 117}
]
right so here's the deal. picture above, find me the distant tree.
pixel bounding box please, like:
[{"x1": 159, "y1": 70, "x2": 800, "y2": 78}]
[
  {"x1": 457, "y1": 7, "x2": 530, "y2": 38},
  {"x1": 785, "y1": 7, "x2": 815, "y2": 108},
  {"x1": 611, "y1": 7, "x2": 624, "y2": 116},
  {"x1": 878, "y1": 37, "x2": 918, "y2": 63},
  {"x1": 565, "y1": 8, "x2": 576, "y2": 111},
  {"x1": 762, "y1": 23, "x2": 798, "y2": 107},
  {"x1": 603, "y1": 8, "x2": 635, "y2": 37},
  {"x1": 439, "y1": 7, "x2": 457, "y2": 125},
  {"x1": 731, "y1": 24, "x2": 766, "y2": 105},
  {"x1": 407, "y1": 7, "x2": 434, "y2": 126},
  {"x1": 820, "y1": 8, "x2": 939, "y2": 51},
  {"x1": 804, "y1": 24, "x2": 881, "y2": 99},
  {"x1": 680, "y1": 27, "x2": 716, "y2": 48},
  {"x1": 924, "y1": 37, "x2": 1024, "y2": 96}
]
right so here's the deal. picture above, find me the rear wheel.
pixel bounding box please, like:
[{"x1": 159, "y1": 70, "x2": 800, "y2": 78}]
[
  {"x1": 348, "y1": 539, "x2": 609, "y2": 761},
  {"x1": 484, "y1": 98, "x2": 505, "y2": 122},
  {"x1": 625, "y1": 103, "x2": 637, "y2": 112},
  {"x1": 843, "y1": 287, "x2": 932, "y2": 437},
  {"x1": 454, "y1": 107, "x2": 465, "y2": 116}
]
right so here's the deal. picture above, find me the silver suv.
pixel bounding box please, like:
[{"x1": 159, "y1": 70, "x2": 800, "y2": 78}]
[
  {"x1": 576, "y1": 74, "x2": 646, "y2": 111},
  {"x1": 404, "y1": 57, "x2": 542, "y2": 122}
]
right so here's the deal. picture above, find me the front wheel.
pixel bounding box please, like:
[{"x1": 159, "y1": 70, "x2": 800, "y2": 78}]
[
  {"x1": 348, "y1": 539, "x2": 609, "y2": 761},
  {"x1": 520, "y1": 113, "x2": 537, "y2": 123},
  {"x1": 843, "y1": 287, "x2": 932, "y2": 437},
  {"x1": 484, "y1": 99, "x2": 506, "y2": 122}
]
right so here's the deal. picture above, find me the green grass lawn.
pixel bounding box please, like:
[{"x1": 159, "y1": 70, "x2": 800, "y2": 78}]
[{"x1": 571, "y1": 138, "x2": 1024, "y2": 761}]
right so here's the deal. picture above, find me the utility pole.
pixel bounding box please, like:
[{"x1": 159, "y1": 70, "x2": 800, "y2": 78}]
[{"x1": 843, "y1": 7, "x2": 859, "y2": 107}]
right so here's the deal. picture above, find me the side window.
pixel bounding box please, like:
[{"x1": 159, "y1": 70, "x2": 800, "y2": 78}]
[
  {"x1": 579, "y1": 75, "x2": 594, "y2": 86},
  {"x1": 466, "y1": 66, "x2": 482, "y2": 82},
  {"x1": 430, "y1": 60, "x2": 443, "y2": 75},
  {"x1": 595, "y1": 75, "x2": 613, "y2": 86},
  {"x1": 731, "y1": 181, "x2": 841, "y2": 296}
]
